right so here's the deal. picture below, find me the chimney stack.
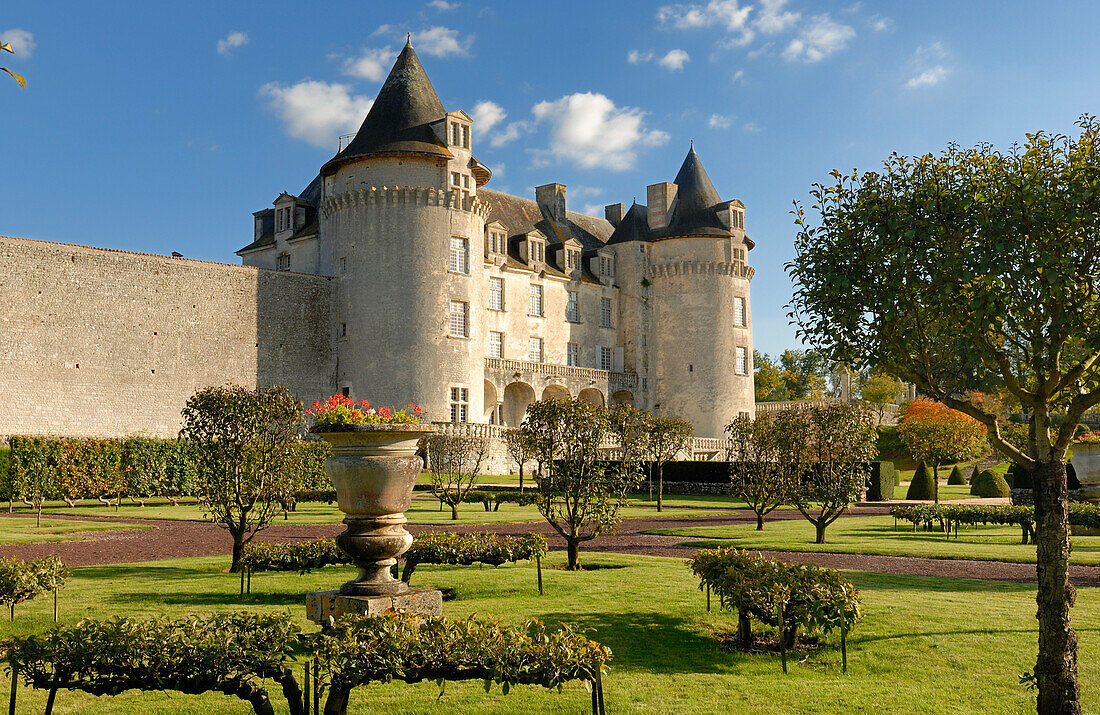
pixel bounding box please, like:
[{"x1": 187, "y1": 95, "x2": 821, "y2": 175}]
[
  {"x1": 647, "y1": 182, "x2": 677, "y2": 230},
  {"x1": 604, "y1": 203, "x2": 625, "y2": 226},
  {"x1": 535, "y1": 183, "x2": 567, "y2": 223}
]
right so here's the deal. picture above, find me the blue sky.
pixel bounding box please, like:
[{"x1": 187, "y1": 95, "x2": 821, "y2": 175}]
[{"x1": 3, "y1": 1, "x2": 1100, "y2": 356}]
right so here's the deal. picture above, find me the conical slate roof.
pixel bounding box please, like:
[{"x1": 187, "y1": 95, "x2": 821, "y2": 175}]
[
  {"x1": 664, "y1": 144, "x2": 730, "y2": 236},
  {"x1": 321, "y1": 40, "x2": 451, "y2": 176},
  {"x1": 606, "y1": 202, "x2": 651, "y2": 245}
]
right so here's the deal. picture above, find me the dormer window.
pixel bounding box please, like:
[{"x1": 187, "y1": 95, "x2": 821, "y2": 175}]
[
  {"x1": 451, "y1": 123, "x2": 461, "y2": 146},
  {"x1": 488, "y1": 231, "x2": 505, "y2": 255},
  {"x1": 731, "y1": 209, "x2": 745, "y2": 230},
  {"x1": 277, "y1": 253, "x2": 291, "y2": 271},
  {"x1": 528, "y1": 240, "x2": 545, "y2": 264},
  {"x1": 565, "y1": 249, "x2": 581, "y2": 272},
  {"x1": 732, "y1": 247, "x2": 747, "y2": 264},
  {"x1": 599, "y1": 255, "x2": 614, "y2": 278},
  {"x1": 462, "y1": 125, "x2": 470, "y2": 149}
]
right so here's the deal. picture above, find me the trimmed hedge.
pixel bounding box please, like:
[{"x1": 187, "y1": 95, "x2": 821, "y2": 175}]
[
  {"x1": 947, "y1": 466, "x2": 966, "y2": 486},
  {"x1": 493, "y1": 491, "x2": 540, "y2": 510},
  {"x1": 889, "y1": 502, "x2": 1100, "y2": 543},
  {"x1": 401, "y1": 531, "x2": 549, "y2": 585},
  {"x1": 0, "y1": 555, "x2": 68, "y2": 620},
  {"x1": 906, "y1": 461, "x2": 937, "y2": 500},
  {"x1": 864, "y1": 462, "x2": 897, "y2": 501},
  {"x1": 970, "y1": 469, "x2": 1010, "y2": 498},
  {"x1": 239, "y1": 538, "x2": 350, "y2": 575}
]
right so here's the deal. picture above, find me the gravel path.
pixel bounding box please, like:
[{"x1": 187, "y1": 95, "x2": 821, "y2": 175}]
[{"x1": 2, "y1": 507, "x2": 1098, "y2": 586}]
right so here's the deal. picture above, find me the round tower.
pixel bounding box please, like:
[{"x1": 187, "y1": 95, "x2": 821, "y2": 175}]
[
  {"x1": 318, "y1": 40, "x2": 488, "y2": 423},
  {"x1": 647, "y1": 145, "x2": 755, "y2": 437}
]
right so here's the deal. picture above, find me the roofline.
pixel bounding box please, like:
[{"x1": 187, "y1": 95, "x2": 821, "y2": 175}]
[{"x1": 320, "y1": 148, "x2": 452, "y2": 177}]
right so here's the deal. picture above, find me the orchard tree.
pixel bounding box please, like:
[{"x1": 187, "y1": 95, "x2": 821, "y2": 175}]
[
  {"x1": 788, "y1": 117, "x2": 1100, "y2": 712},
  {"x1": 861, "y1": 373, "x2": 901, "y2": 424},
  {"x1": 644, "y1": 416, "x2": 693, "y2": 512},
  {"x1": 725, "y1": 413, "x2": 790, "y2": 530},
  {"x1": 425, "y1": 433, "x2": 489, "y2": 519},
  {"x1": 896, "y1": 399, "x2": 988, "y2": 502},
  {"x1": 180, "y1": 384, "x2": 303, "y2": 571},
  {"x1": 502, "y1": 428, "x2": 535, "y2": 492},
  {"x1": 520, "y1": 399, "x2": 642, "y2": 569}
]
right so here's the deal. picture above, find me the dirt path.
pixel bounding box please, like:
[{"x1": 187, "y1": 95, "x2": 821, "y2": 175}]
[{"x1": 2, "y1": 507, "x2": 1097, "y2": 586}]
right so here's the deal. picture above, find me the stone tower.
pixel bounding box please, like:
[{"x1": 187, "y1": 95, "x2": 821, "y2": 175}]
[
  {"x1": 610, "y1": 145, "x2": 754, "y2": 436},
  {"x1": 317, "y1": 39, "x2": 491, "y2": 419}
]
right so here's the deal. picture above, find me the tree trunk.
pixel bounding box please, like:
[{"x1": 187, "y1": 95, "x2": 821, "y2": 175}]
[
  {"x1": 736, "y1": 609, "x2": 752, "y2": 647},
  {"x1": 814, "y1": 520, "x2": 827, "y2": 544},
  {"x1": 657, "y1": 463, "x2": 664, "y2": 512},
  {"x1": 932, "y1": 463, "x2": 940, "y2": 504},
  {"x1": 1033, "y1": 458, "x2": 1080, "y2": 713},
  {"x1": 756, "y1": 512, "x2": 765, "y2": 531},
  {"x1": 230, "y1": 535, "x2": 245, "y2": 572},
  {"x1": 566, "y1": 539, "x2": 580, "y2": 570},
  {"x1": 518, "y1": 464, "x2": 524, "y2": 493},
  {"x1": 450, "y1": 503, "x2": 459, "y2": 520}
]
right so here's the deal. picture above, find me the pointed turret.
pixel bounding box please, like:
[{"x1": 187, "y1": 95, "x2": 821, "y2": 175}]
[
  {"x1": 321, "y1": 39, "x2": 451, "y2": 176},
  {"x1": 664, "y1": 145, "x2": 729, "y2": 236},
  {"x1": 606, "y1": 202, "x2": 651, "y2": 245}
]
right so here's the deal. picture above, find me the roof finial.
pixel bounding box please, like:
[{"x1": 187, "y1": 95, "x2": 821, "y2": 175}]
[
  {"x1": 690, "y1": 138, "x2": 694, "y2": 150},
  {"x1": 406, "y1": 32, "x2": 412, "y2": 47}
]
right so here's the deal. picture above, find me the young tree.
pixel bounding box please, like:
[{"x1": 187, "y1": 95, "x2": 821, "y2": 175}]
[
  {"x1": 502, "y1": 428, "x2": 535, "y2": 492},
  {"x1": 425, "y1": 433, "x2": 489, "y2": 519},
  {"x1": 520, "y1": 399, "x2": 642, "y2": 570},
  {"x1": 753, "y1": 351, "x2": 788, "y2": 402},
  {"x1": 780, "y1": 349, "x2": 828, "y2": 399},
  {"x1": 896, "y1": 399, "x2": 988, "y2": 503},
  {"x1": 180, "y1": 384, "x2": 304, "y2": 572},
  {"x1": 725, "y1": 413, "x2": 789, "y2": 530},
  {"x1": 861, "y1": 373, "x2": 901, "y2": 425},
  {"x1": 780, "y1": 403, "x2": 877, "y2": 544},
  {"x1": 2, "y1": 41, "x2": 25, "y2": 88},
  {"x1": 644, "y1": 417, "x2": 694, "y2": 511},
  {"x1": 788, "y1": 118, "x2": 1100, "y2": 711}
]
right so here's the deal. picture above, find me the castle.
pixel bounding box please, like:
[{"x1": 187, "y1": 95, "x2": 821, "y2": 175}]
[{"x1": 0, "y1": 40, "x2": 754, "y2": 459}]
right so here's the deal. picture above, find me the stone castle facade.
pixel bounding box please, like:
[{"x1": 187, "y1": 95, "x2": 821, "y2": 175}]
[{"x1": 0, "y1": 41, "x2": 754, "y2": 459}]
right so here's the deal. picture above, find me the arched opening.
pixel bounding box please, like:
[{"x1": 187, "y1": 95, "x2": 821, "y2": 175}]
[
  {"x1": 542, "y1": 384, "x2": 570, "y2": 402},
  {"x1": 484, "y1": 380, "x2": 499, "y2": 424},
  {"x1": 578, "y1": 387, "x2": 604, "y2": 406},
  {"x1": 503, "y1": 382, "x2": 536, "y2": 427},
  {"x1": 611, "y1": 390, "x2": 634, "y2": 407}
]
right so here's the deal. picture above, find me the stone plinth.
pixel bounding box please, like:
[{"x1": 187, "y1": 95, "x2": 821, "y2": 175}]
[{"x1": 306, "y1": 587, "x2": 443, "y2": 624}]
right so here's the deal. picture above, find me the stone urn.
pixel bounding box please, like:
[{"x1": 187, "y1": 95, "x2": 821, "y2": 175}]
[
  {"x1": 1072, "y1": 442, "x2": 1100, "y2": 503},
  {"x1": 310, "y1": 423, "x2": 435, "y2": 596}
]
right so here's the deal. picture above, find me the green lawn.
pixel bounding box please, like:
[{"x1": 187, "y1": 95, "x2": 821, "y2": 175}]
[
  {"x1": 0, "y1": 516, "x2": 151, "y2": 544},
  {"x1": 644, "y1": 513, "x2": 1100, "y2": 565},
  {"x1": 891, "y1": 483, "x2": 984, "y2": 501},
  {"x1": 0, "y1": 550, "x2": 1095, "y2": 713}
]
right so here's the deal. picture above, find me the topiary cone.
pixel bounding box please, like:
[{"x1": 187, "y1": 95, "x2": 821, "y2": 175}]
[
  {"x1": 969, "y1": 465, "x2": 980, "y2": 485},
  {"x1": 906, "y1": 461, "x2": 937, "y2": 501},
  {"x1": 970, "y1": 469, "x2": 1010, "y2": 498},
  {"x1": 947, "y1": 465, "x2": 966, "y2": 486}
]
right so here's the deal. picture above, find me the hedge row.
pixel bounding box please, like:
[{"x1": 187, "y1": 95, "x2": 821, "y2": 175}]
[
  {"x1": 0, "y1": 555, "x2": 68, "y2": 620},
  {"x1": 5, "y1": 611, "x2": 610, "y2": 715},
  {"x1": 687, "y1": 548, "x2": 861, "y2": 672},
  {"x1": 888, "y1": 503, "x2": 1100, "y2": 543},
  {"x1": 239, "y1": 538, "x2": 350, "y2": 574},
  {"x1": 401, "y1": 531, "x2": 549, "y2": 585}
]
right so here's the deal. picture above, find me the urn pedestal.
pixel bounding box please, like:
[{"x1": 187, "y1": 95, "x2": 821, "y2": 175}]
[
  {"x1": 306, "y1": 423, "x2": 441, "y2": 623},
  {"x1": 1072, "y1": 443, "x2": 1100, "y2": 503}
]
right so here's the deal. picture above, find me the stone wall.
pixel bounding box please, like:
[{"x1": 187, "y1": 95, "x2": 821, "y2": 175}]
[{"x1": 0, "y1": 235, "x2": 335, "y2": 440}]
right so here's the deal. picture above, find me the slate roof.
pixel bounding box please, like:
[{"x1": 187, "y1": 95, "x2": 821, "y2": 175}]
[
  {"x1": 605, "y1": 202, "x2": 651, "y2": 245},
  {"x1": 320, "y1": 40, "x2": 451, "y2": 176},
  {"x1": 236, "y1": 176, "x2": 320, "y2": 254},
  {"x1": 479, "y1": 188, "x2": 613, "y2": 251},
  {"x1": 658, "y1": 145, "x2": 732, "y2": 238}
]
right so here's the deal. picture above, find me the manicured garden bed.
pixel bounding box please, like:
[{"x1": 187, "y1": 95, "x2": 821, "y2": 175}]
[{"x1": 0, "y1": 517, "x2": 151, "y2": 544}]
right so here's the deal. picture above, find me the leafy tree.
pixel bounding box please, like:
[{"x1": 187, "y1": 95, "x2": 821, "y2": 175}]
[
  {"x1": 180, "y1": 384, "x2": 304, "y2": 571},
  {"x1": 1, "y1": 42, "x2": 25, "y2": 88},
  {"x1": 425, "y1": 433, "x2": 489, "y2": 520},
  {"x1": 502, "y1": 428, "x2": 535, "y2": 493},
  {"x1": 753, "y1": 351, "x2": 788, "y2": 401},
  {"x1": 644, "y1": 416, "x2": 694, "y2": 512},
  {"x1": 8, "y1": 436, "x2": 60, "y2": 527},
  {"x1": 861, "y1": 373, "x2": 901, "y2": 425},
  {"x1": 725, "y1": 413, "x2": 791, "y2": 530},
  {"x1": 787, "y1": 118, "x2": 1100, "y2": 710},
  {"x1": 520, "y1": 399, "x2": 642, "y2": 570},
  {"x1": 779, "y1": 403, "x2": 877, "y2": 543},
  {"x1": 780, "y1": 349, "x2": 829, "y2": 399},
  {"x1": 896, "y1": 399, "x2": 987, "y2": 502}
]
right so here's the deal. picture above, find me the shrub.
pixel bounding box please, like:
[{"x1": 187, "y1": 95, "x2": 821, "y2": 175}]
[
  {"x1": 971, "y1": 470, "x2": 1011, "y2": 498},
  {"x1": 401, "y1": 531, "x2": 548, "y2": 584},
  {"x1": 906, "y1": 461, "x2": 937, "y2": 501},
  {"x1": 864, "y1": 462, "x2": 896, "y2": 501},
  {"x1": 462, "y1": 490, "x2": 495, "y2": 511},
  {"x1": 947, "y1": 465, "x2": 966, "y2": 485},
  {"x1": 1005, "y1": 463, "x2": 1033, "y2": 490},
  {"x1": 875, "y1": 426, "x2": 906, "y2": 461},
  {"x1": 0, "y1": 446, "x2": 10, "y2": 501},
  {"x1": 969, "y1": 465, "x2": 980, "y2": 484},
  {"x1": 0, "y1": 555, "x2": 68, "y2": 620},
  {"x1": 492, "y1": 491, "x2": 540, "y2": 510},
  {"x1": 239, "y1": 538, "x2": 350, "y2": 574}
]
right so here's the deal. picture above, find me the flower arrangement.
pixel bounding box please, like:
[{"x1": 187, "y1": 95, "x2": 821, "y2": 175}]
[
  {"x1": 307, "y1": 394, "x2": 424, "y2": 427},
  {"x1": 1074, "y1": 432, "x2": 1100, "y2": 445}
]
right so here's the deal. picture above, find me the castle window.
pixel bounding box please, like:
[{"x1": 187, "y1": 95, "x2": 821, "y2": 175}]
[
  {"x1": 567, "y1": 342, "x2": 579, "y2": 367},
  {"x1": 449, "y1": 387, "x2": 469, "y2": 423},
  {"x1": 598, "y1": 346, "x2": 612, "y2": 371},
  {"x1": 529, "y1": 284, "x2": 543, "y2": 317},
  {"x1": 488, "y1": 232, "x2": 505, "y2": 255},
  {"x1": 449, "y1": 237, "x2": 469, "y2": 274},
  {"x1": 451, "y1": 172, "x2": 461, "y2": 187},
  {"x1": 340, "y1": 322, "x2": 347, "y2": 338},
  {"x1": 449, "y1": 300, "x2": 469, "y2": 338},
  {"x1": 732, "y1": 209, "x2": 744, "y2": 229},
  {"x1": 340, "y1": 257, "x2": 347, "y2": 273},
  {"x1": 599, "y1": 255, "x2": 614, "y2": 277},
  {"x1": 489, "y1": 277, "x2": 504, "y2": 310},
  {"x1": 489, "y1": 330, "x2": 504, "y2": 358},
  {"x1": 601, "y1": 297, "x2": 612, "y2": 328},
  {"x1": 463, "y1": 175, "x2": 470, "y2": 189},
  {"x1": 734, "y1": 297, "x2": 746, "y2": 327},
  {"x1": 528, "y1": 240, "x2": 544, "y2": 264},
  {"x1": 451, "y1": 123, "x2": 461, "y2": 146},
  {"x1": 340, "y1": 386, "x2": 350, "y2": 397},
  {"x1": 277, "y1": 253, "x2": 291, "y2": 271},
  {"x1": 462, "y1": 125, "x2": 470, "y2": 149},
  {"x1": 528, "y1": 337, "x2": 543, "y2": 363},
  {"x1": 566, "y1": 291, "x2": 579, "y2": 322},
  {"x1": 735, "y1": 346, "x2": 748, "y2": 375}
]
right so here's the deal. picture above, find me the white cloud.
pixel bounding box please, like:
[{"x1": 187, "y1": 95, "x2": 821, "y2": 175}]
[
  {"x1": 708, "y1": 113, "x2": 733, "y2": 128},
  {"x1": 582, "y1": 203, "x2": 606, "y2": 217},
  {"x1": 572, "y1": 185, "x2": 605, "y2": 200},
  {"x1": 731, "y1": 69, "x2": 745, "y2": 83},
  {"x1": 782, "y1": 15, "x2": 855, "y2": 63},
  {"x1": 259, "y1": 81, "x2": 373, "y2": 148},
  {"x1": 371, "y1": 24, "x2": 393, "y2": 37},
  {"x1": 627, "y1": 49, "x2": 654, "y2": 64},
  {"x1": 217, "y1": 31, "x2": 249, "y2": 56},
  {"x1": 905, "y1": 42, "x2": 951, "y2": 88},
  {"x1": 531, "y1": 92, "x2": 668, "y2": 171},
  {"x1": 755, "y1": 0, "x2": 800, "y2": 34},
  {"x1": 428, "y1": 0, "x2": 459, "y2": 9},
  {"x1": 489, "y1": 121, "x2": 531, "y2": 148},
  {"x1": 343, "y1": 46, "x2": 398, "y2": 81},
  {"x1": 869, "y1": 15, "x2": 894, "y2": 32},
  {"x1": 472, "y1": 100, "x2": 506, "y2": 133},
  {"x1": 906, "y1": 66, "x2": 949, "y2": 88},
  {"x1": 414, "y1": 26, "x2": 472, "y2": 57},
  {"x1": 0, "y1": 29, "x2": 36, "y2": 58},
  {"x1": 743, "y1": 121, "x2": 761, "y2": 132},
  {"x1": 658, "y1": 49, "x2": 691, "y2": 71},
  {"x1": 658, "y1": 1, "x2": 755, "y2": 46}
]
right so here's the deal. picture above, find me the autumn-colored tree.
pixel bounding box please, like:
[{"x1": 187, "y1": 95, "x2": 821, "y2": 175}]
[
  {"x1": 753, "y1": 351, "x2": 788, "y2": 401},
  {"x1": 896, "y1": 399, "x2": 987, "y2": 502}
]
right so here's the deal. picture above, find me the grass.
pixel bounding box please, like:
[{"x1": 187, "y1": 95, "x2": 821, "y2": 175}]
[
  {"x1": 644, "y1": 514, "x2": 1100, "y2": 565},
  {"x1": 0, "y1": 516, "x2": 151, "y2": 544},
  {"x1": 0, "y1": 550, "x2": 1095, "y2": 713},
  {"x1": 891, "y1": 483, "x2": 982, "y2": 501}
]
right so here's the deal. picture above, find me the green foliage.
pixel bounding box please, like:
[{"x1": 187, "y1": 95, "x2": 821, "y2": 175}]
[
  {"x1": 310, "y1": 612, "x2": 610, "y2": 707},
  {"x1": 861, "y1": 374, "x2": 901, "y2": 423},
  {"x1": 970, "y1": 470, "x2": 1011, "y2": 498},
  {"x1": 875, "y1": 426, "x2": 906, "y2": 462},
  {"x1": 1005, "y1": 463, "x2": 1033, "y2": 490},
  {"x1": 0, "y1": 555, "x2": 68, "y2": 617},
  {"x1": 461, "y1": 490, "x2": 495, "y2": 510},
  {"x1": 947, "y1": 465, "x2": 966, "y2": 486},
  {"x1": 401, "y1": 531, "x2": 547, "y2": 580},
  {"x1": 426, "y1": 433, "x2": 490, "y2": 520},
  {"x1": 687, "y1": 548, "x2": 862, "y2": 654},
  {"x1": 4, "y1": 612, "x2": 301, "y2": 712},
  {"x1": 865, "y1": 462, "x2": 896, "y2": 502},
  {"x1": 0, "y1": 446, "x2": 10, "y2": 501},
  {"x1": 725, "y1": 412, "x2": 793, "y2": 528},
  {"x1": 492, "y1": 491, "x2": 541, "y2": 510},
  {"x1": 753, "y1": 351, "x2": 788, "y2": 402},
  {"x1": 906, "y1": 462, "x2": 937, "y2": 501},
  {"x1": 778, "y1": 349, "x2": 829, "y2": 399},
  {"x1": 8, "y1": 436, "x2": 61, "y2": 515},
  {"x1": 240, "y1": 538, "x2": 350, "y2": 574}
]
